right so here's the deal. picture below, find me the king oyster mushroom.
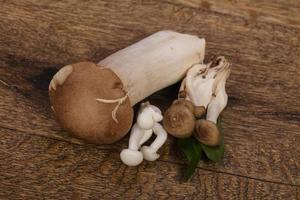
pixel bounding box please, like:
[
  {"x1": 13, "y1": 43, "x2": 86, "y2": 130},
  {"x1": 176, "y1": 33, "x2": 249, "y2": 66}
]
[{"x1": 49, "y1": 31, "x2": 205, "y2": 144}]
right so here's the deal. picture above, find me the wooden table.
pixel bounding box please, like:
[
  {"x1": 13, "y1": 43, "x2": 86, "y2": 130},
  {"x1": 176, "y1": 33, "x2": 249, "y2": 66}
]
[{"x1": 0, "y1": 0, "x2": 299, "y2": 199}]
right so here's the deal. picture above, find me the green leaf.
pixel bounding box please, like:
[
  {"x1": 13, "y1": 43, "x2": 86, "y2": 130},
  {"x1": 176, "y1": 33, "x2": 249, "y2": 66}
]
[
  {"x1": 177, "y1": 118, "x2": 225, "y2": 180},
  {"x1": 201, "y1": 118, "x2": 225, "y2": 162},
  {"x1": 201, "y1": 142, "x2": 224, "y2": 162},
  {"x1": 178, "y1": 137, "x2": 203, "y2": 181}
]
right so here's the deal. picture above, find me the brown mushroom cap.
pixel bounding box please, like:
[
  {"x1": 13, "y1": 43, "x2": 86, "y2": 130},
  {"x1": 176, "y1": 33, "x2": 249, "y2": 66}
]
[
  {"x1": 163, "y1": 99, "x2": 195, "y2": 138},
  {"x1": 194, "y1": 106, "x2": 206, "y2": 118},
  {"x1": 194, "y1": 119, "x2": 221, "y2": 146},
  {"x1": 173, "y1": 99, "x2": 194, "y2": 113},
  {"x1": 49, "y1": 62, "x2": 133, "y2": 144}
]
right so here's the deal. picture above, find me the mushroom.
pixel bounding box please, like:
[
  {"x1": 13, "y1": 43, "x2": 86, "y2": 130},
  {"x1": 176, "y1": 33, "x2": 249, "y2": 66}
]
[
  {"x1": 193, "y1": 58, "x2": 231, "y2": 146},
  {"x1": 140, "y1": 110, "x2": 167, "y2": 161},
  {"x1": 49, "y1": 30, "x2": 205, "y2": 144},
  {"x1": 194, "y1": 119, "x2": 221, "y2": 146},
  {"x1": 184, "y1": 57, "x2": 229, "y2": 108},
  {"x1": 119, "y1": 124, "x2": 144, "y2": 166},
  {"x1": 163, "y1": 99, "x2": 195, "y2": 138},
  {"x1": 194, "y1": 106, "x2": 206, "y2": 118},
  {"x1": 164, "y1": 56, "x2": 229, "y2": 139},
  {"x1": 120, "y1": 102, "x2": 167, "y2": 166}
]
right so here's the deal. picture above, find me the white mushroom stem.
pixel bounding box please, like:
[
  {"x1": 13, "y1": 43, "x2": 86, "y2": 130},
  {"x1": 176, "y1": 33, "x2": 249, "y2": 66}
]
[
  {"x1": 140, "y1": 123, "x2": 168, "y2": 162},
  {"x1": 149, "y1": 123, "x2": 168, "y2": 151},
  {"x1": 181, "y1": 56, "x2": 229, "y2": 109},
  {"x1": 120, "y1": 103, "x2": 167, "y2": 165},
  {"x1": 206, "y1": 60, "x2": 231, "y2": 123},
  {"x1": 99, "y1": 30, "x2": 205, "y2": 105},
  {"x1": 120, "y1": 123, "x2": 145, "y2": 166},
  {"x1": 127, "y1": 124, "x2": 149, "y2": 150}
]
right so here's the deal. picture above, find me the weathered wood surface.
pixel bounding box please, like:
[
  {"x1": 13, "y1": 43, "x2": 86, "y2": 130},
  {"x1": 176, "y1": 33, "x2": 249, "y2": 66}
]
[
  {"x1": 1, "y1": 127, "x2": 299, "y2": 200},
  {"x1": 0, "y1": 0, "x2": 299, "y2": 199}
]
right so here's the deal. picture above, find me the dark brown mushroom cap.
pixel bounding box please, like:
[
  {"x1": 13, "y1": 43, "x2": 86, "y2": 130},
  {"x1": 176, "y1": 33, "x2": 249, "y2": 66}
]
[
  {"x1": 172, "y1": 99, "x2": 194, "y2": 113},
  {"x1": 163, "y1": 99, "x2": 195, "y2": 138},
  {"x1": 194, "y1": 119, "x2": 221, "y2": 146},
  {"x1": 194, "y1": 106, "x2": 206, "y2": 118},
  {"x1": 49, "y1": 62, "x2": 133, "y2": 144}
]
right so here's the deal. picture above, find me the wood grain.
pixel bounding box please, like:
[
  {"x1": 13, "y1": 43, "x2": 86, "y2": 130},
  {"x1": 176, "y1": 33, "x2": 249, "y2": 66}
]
[
  {"x1": 168, "y1": 0, "x2": 300, "y2": 28},
  {"x1": 0, "y1": 127, "x2": 298, "y2": 200},
  {"x1": 0, "y1": 0, "x2": 299, "y2": 199},
  {"x1": 1, "y1": 59, "x2": 300, "y2": 187}
]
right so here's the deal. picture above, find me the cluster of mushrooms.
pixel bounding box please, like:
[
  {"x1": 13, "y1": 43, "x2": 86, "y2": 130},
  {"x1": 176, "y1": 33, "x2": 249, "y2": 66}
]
[
  {"x1": 48, "y1": 30, "x2": 230, "y2": 166},
  {"x1": 164, "y1": 56, "x2": 230, "y2": 146}
]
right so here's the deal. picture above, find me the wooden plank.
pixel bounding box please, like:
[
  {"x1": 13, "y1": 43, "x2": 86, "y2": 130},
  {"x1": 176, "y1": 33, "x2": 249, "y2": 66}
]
[
  {"x1": 0, "y1": 0, "x2": 299, "y2": 193},
  {"x1": 0, "y1": 0, "x2": 299, "y2": 113},
  {"x1": 0, "y1": 127, "x2": 298, "y2": 200},
  {"x1": 1, "y1": 60, "x2": 299, "y2": 186},
  {"x1": 167, "y1": 0, "x2": 300, "y2": 28},
  {"x1": 0, "y1": 0, "x2": 299, "y2": 66}
]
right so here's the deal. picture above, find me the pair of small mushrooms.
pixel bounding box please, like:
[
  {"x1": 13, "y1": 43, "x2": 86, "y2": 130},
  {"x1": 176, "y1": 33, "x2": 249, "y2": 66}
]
[{"x1": 163, "y1": 56, "x2": 231, "y2": 146}]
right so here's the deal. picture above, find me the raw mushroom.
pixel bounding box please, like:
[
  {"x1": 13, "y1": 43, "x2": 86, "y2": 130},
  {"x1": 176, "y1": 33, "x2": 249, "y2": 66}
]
[
  {"x1": 206, "y1": 59, "x2": 231, "y2": 123},
  {"x1": 120, "y1": 102, "x2": 167, "y2": 166},
  {"x1": 184, "y1": 57, "x2": 229, "y2": 108},
  {"x1": 163, "y1": 99, "x2": 195, "y2": 138},
  {"x1": 49, "y1": 31, "x2": 205, "y2": 144},
  {"x1": 194, "y1": 119, "x2": 221, "y2": 146},
  {"x1": 194, "y1": 57, "x2": 231, "y2": 146},
  {"x1": 163, "y1": 56, "x2": 229, "y2": 138}
]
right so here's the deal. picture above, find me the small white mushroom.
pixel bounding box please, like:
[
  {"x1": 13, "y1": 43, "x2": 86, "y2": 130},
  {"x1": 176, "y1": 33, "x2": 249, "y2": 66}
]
[
  {"x1": 141, "y1": 123, "x2": 167, "y2": 161},
  {"x1": 120, "y1": 124, "x2": 145, "y2": 166},
  {"x1": 120, "y1": 103, "x2": 167, "y2": 166}
]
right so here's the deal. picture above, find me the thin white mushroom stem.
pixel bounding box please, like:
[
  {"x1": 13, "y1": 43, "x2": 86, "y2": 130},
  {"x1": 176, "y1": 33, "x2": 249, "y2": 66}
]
[
  {"x1": 127, "y1": 124, "x2": 148, "y2": 150},
  {"x1": 206, "y1": 102, "x2": 222, "y2": 123},
  {"x1": 120, "y1": 103, "x2": 167, "y2": 165},
  {"x1": 149, "y1": 123, "x2": 168, "y2": 151},
  {"x1": 206, "y1": 58, "x2": 231, "y2": 123},
  {"x1": 120, "y1": 123, "x2": 145, "y2": 166},
  {"x1": 141, "y1": 123, "x2": 167, "y2": 161}
]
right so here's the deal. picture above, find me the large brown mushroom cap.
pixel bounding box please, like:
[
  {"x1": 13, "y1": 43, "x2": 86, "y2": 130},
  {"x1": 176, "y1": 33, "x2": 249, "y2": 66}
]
[
  {"x1": 194, "y1": 119, "x2": 221, "y2": 146},
  {"x1": 49, "y1": 62, "x2": 133, "y2": 144},
  {"x1": 163, "y1": 99, "x2": 195, "y2": 138}
]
